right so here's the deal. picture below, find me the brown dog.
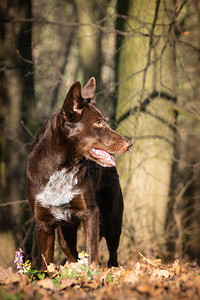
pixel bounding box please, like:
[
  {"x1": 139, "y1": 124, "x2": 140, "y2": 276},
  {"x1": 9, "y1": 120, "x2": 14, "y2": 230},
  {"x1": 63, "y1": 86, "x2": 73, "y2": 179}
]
[{"x1": 27, "y1": 77, "x2": 132, "y2": 270}]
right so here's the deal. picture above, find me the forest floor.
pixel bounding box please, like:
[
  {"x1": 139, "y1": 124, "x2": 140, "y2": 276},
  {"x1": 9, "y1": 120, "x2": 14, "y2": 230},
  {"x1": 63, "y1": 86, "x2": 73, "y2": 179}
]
[{"x1": 0, "y1": 256, "x2": 200, "y2": 300}]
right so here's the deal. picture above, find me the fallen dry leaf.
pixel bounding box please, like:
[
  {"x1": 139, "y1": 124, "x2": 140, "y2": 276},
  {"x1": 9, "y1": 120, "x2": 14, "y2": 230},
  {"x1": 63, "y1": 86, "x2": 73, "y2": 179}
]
[
  {"x1": 37, "y1": 278, "x2": 57, "y2": 291},
  {"x1": 134, "y1": 261, "x2": 142, "y2": 276},
  {"x1": 170, "y1": 259, "x2": 181, "y2": 275},
  {"x1": 47, "y1": 263, "x2": 57, "y2": 274},
  {"x1": 59, "y1": 278, "x2": 75, "y2": 289},
  {"x1": 63, "y1": 261, "x2": 83, "y2": 274},
  {"x1": 100, "y1": 268, "x2": 111, "y2": 286},
  {"x1": 138, "y1": 251, "x2": 163, "y2": 268},
  {"x1": 123, "y1": 270, "x2": 138, "y2": 283},
  {"x1": 150, "y1": 268, "x2": 174, "y2": 279},
  {"x1": 134, "y1": 281, "x2": 155, "y2": 295},
  {"x1": 0, "y1": 266, "x2": 20, "y2": 284}
]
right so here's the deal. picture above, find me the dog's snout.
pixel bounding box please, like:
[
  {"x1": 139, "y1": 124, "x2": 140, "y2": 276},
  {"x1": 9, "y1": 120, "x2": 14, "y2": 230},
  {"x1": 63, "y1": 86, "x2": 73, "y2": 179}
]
[
  {"x1": 124, "y1": 140, "x2": 132, "y2": 151},
  {"x1": 117, "y1": 139, "x2": 132, "y2": 153},
  {"x1": 127, "y1": 141, "x2": 132, "y2": 150}
]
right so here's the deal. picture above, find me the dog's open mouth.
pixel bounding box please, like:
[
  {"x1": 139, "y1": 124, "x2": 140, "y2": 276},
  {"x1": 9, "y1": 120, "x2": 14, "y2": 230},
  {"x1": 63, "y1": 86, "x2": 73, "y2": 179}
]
[{"x1": 91, "y1": 148, "x2": 116, "y2": 167}]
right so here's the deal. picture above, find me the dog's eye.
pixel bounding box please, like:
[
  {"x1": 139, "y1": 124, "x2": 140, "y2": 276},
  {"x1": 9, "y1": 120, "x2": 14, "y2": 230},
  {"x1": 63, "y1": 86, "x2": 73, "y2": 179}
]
[{"x1": 94, "y1": 120, "x2": 103, "y2": 127}]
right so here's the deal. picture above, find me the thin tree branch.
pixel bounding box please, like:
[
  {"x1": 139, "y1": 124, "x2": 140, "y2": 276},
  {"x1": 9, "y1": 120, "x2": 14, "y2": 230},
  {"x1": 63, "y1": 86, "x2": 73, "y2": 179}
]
[{"x1": 0, "y1": 200, "x2": 28, "y2": 207}]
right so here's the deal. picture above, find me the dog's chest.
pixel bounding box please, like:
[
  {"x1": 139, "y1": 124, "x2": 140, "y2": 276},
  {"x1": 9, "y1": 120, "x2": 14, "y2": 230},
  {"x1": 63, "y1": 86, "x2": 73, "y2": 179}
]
[{"x1": 36, "y1": 168, "x2": 80, "y2": 220}]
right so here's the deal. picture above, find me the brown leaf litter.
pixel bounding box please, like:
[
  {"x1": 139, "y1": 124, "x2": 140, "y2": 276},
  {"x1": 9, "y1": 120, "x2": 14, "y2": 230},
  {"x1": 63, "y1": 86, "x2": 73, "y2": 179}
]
[{"x1": 0, "y1": 258, "x2": 200, "y2": 299}]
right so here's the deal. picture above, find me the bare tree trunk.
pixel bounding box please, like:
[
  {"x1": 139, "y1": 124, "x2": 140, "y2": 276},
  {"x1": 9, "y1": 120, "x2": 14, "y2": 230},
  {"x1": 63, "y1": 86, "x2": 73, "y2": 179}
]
[
  {"x1": 174, "y1": 0, "x2": 200, "y2": 260},
  {"x1": 116, "y1": 0, "x2": 176, "y2": 255},
  {"x1": 0, "y1": 0, "x2": 34, "y2": 267},
  {"x1": 75, "y1": 0, "x2": 101, "y2": 84},
  {"x1": 75, "y1": 0, "x2": 117, "y2": 119},
  {"x1": 32, "y1": 0, "x2": 76, "y2": 118},
  {"x1": 3, "y1": 3, "x2": 24, "y2": 222}
]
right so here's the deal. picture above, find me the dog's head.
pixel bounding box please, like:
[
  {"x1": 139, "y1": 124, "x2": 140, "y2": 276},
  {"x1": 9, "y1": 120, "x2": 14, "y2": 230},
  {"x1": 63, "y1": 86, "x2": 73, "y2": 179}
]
[{"x1": 57, "y1": 77, "x2": 132, "y2": 167}]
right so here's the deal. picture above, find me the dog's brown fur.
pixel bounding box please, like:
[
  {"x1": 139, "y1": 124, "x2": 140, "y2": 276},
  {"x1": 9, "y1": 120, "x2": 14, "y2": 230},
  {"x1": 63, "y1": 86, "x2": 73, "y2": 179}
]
[{"x1": 27, "y1": 77, "x2": 132, "y2": 269}]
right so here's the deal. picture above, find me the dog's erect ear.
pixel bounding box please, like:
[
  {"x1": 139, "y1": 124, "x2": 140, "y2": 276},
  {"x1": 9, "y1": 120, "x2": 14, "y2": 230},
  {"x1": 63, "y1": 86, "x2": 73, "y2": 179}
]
[
  {"x1": 81, "y1": 77, "x2": 96, "y2": 104},
  {"x1": 62, "y1": 81, "x2": 83, "y2": 119}
]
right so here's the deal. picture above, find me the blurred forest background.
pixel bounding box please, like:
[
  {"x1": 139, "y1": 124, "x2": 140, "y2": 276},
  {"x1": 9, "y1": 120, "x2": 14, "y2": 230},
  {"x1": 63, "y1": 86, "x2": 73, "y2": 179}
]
[{"x1": 0, "y1": 0, "x2": 200, "y2": 268}]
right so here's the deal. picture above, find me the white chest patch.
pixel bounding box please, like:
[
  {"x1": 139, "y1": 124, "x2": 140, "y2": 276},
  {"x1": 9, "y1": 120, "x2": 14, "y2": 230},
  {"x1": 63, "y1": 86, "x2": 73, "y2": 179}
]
[
  {"x1": 49, "y1": 206, "x2": 72, "y2": 221},
  {"x1": 36, "y1": 168, "x2": 80, "y2": 211}
]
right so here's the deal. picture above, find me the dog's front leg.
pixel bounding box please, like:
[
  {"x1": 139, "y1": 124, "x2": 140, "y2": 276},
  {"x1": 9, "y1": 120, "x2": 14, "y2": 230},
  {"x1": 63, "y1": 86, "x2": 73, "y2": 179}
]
[
  {"x1": 83, "y1": 206, "x2": 99, "y2": 265},
  {"x1": 37, "y1": 223, "x2": 55, "y2": 270}
]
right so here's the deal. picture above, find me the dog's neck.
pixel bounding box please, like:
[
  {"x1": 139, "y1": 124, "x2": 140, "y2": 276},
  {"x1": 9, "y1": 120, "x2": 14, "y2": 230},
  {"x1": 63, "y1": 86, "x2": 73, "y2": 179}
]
[{"x1": 28, "y1": 116, "x2": 88, "y2": 183}]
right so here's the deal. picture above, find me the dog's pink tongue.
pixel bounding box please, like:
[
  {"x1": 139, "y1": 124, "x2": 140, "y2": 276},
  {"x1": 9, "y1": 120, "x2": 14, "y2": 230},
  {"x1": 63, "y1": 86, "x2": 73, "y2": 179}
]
[{"x1": 91, "y1": 148, "x2": 116, "y2": 167}]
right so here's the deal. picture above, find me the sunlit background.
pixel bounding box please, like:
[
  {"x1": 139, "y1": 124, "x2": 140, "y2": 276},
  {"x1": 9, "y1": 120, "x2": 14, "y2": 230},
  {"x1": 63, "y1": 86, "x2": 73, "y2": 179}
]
[{"x1": 0, "y1": 0, "x2": 200, "y2": 268}]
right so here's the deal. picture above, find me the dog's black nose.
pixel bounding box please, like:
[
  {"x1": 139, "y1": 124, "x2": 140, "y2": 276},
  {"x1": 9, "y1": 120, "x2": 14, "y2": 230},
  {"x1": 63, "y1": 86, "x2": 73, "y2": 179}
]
[
  {"x1": 124, "y1": 140, "x2": 132, "y2": 151},
  {"x1": 127, "y1": 142, "x2": 132, "y2": 150}
]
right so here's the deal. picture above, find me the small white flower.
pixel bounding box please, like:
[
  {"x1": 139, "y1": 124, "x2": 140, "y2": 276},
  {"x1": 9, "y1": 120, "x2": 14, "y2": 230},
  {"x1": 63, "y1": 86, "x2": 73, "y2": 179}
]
[{"x1": 78, "y1": 251, "x2": 89, "y2": 265}]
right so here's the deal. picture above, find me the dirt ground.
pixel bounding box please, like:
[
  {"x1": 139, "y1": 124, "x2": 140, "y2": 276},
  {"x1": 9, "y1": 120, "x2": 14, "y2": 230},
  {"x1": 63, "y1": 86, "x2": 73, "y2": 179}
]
[{"x1": 0, "y1": 257, "x2": 200, "y2": 299}]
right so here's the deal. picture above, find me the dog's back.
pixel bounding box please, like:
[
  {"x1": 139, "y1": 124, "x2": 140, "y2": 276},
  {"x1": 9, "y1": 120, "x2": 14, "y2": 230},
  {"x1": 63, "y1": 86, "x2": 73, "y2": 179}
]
[{"x1": 27, "y1": 77, "x2": 132, "y2": 269}]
